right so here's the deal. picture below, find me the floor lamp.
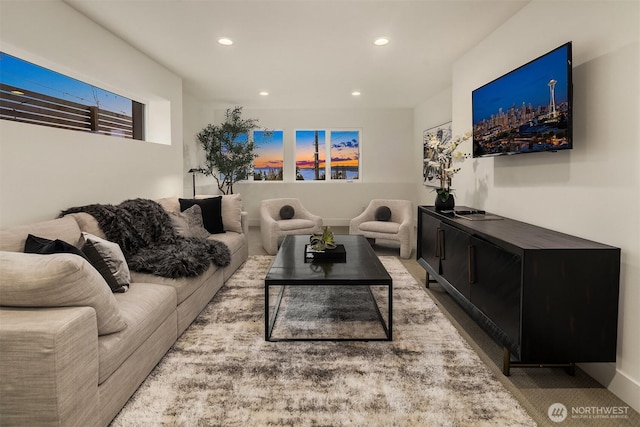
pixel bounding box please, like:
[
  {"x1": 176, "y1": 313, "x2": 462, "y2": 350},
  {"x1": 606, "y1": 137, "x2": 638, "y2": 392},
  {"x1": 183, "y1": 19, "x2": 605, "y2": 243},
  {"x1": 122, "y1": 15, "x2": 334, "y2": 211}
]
[{"x1": 187, "y1": 168, "x2": 203, "y2": 198}]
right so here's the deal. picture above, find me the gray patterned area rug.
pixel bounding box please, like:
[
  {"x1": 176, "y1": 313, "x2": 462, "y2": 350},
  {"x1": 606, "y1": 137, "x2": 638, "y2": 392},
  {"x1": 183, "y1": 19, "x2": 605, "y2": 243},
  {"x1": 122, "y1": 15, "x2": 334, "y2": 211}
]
[{"x1": 111, "y1": 256, "x2": 535, "y2": 426}]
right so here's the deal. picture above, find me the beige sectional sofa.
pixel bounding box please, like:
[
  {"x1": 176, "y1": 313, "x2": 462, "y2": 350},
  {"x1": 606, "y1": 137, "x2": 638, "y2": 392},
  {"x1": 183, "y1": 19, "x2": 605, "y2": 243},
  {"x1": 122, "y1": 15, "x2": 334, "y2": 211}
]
[{"x1": 0, "y1": 195, "x2": 248, "y2": 426}]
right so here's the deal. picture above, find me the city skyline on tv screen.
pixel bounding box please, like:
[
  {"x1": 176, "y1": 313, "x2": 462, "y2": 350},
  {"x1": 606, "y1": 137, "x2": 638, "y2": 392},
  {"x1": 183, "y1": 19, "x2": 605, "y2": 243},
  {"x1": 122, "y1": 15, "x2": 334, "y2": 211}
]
[{"x1": 472, "y1": 42, "x2": 572, "y2": 157}]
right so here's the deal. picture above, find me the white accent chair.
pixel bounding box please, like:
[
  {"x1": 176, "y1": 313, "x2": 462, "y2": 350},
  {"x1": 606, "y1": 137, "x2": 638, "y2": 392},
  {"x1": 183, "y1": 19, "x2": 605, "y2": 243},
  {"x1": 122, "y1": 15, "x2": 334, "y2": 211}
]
[
  {"x1": 260, "y1": 198, "x2": 323, "y2": 255},
  {"x1": 349, "y1": 199, "x2": 414, "y2": 259}
]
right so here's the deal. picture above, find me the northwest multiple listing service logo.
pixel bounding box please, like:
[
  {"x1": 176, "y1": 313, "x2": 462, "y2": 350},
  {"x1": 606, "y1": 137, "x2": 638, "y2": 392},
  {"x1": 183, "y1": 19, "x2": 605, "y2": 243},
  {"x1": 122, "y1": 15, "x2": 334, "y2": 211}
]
[
  {"x1": 548, "y1": 403, "x2": 630, "y2": 423},
  {"x1": 548, "y1": 403, "x2": 568, "y2": 423}
]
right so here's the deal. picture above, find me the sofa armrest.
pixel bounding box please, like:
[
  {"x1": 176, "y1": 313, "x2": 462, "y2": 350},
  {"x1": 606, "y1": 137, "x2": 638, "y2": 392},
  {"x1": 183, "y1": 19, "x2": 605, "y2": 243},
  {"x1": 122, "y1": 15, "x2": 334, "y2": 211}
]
[{"x1": 0, "y1": 306, "x2": 99, "y2": 426}]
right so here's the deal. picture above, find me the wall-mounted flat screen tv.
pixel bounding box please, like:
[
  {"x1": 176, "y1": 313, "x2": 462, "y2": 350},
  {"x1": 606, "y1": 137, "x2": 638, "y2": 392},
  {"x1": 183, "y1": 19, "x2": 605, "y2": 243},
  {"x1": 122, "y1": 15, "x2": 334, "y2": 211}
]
[{"x1": 472, "y1": 42, "x2": 572, "y2": 158}]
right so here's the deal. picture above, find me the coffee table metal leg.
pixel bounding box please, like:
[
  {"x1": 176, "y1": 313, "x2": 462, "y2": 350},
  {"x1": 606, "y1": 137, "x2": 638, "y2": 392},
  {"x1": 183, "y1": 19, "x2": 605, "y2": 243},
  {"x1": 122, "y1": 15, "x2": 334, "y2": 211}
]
[
  {"x1": 388, "y1": 282, "x2": 393, "y2": 341},
  {"x1": 264, "y1": 284, "x2": 269, "y2": 340},
  {"x1": 266, "y1": 284, "x2": 286, "y2": 341},
  {"x1": 366, "y1": 283, "x2": 393, "y2": 341}
]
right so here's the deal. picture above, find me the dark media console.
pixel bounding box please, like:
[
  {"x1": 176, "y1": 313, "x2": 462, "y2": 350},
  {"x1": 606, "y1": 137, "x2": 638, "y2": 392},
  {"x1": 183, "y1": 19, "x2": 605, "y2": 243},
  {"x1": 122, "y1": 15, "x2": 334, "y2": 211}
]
[{"x1": 417, "y1": 206, "x2": 620, "y2": 375}]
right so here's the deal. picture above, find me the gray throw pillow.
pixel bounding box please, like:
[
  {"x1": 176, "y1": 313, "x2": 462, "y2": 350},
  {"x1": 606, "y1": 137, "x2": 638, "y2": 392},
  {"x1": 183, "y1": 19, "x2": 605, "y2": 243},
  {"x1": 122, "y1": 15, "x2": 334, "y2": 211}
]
[
  {"x1": 80, "y1": 232, "x2": 131, "y2": 293},
  {"x1": 375, "y1": 206, "x2": 392, "y2": 221},
  {"x1": 279, "y1": 205, "x2": 295, "y2": 220},
  {"x1": 170, "y1": 205, "x2": 210, "y2": 239}
]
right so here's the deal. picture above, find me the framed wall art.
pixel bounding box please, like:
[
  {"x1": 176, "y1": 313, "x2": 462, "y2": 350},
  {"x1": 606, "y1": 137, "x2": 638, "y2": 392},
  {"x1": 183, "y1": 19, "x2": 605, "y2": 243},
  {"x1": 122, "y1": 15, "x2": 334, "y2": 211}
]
[{"x1": 423, "y1": 121, "x2": 451, "y2": 188}]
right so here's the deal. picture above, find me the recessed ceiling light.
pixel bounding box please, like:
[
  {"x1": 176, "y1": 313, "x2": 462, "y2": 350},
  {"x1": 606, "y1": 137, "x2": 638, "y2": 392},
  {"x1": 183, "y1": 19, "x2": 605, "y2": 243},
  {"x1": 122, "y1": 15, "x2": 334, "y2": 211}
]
[
  {"x1": 259, "y1": 91, "x2": 269, "y2": 96},
  {"x1": 10, "y1": 90, "x2": 25, "y2": 95},
  {"x1": 352, "y1": 91, "x2": 361, "y2": 96},
  {"x1": 374, "y1": 37, "x2": 389, "y2": 46},
  {"x1": 218, "y1": 37, "x2": 233, "y2": 46}
]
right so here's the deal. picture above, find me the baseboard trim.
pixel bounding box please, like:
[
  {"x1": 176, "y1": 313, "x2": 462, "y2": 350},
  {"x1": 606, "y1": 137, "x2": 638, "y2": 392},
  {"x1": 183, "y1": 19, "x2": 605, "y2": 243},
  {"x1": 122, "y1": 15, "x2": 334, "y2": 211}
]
[{"x1": 580, "y1": 362, "x2": 640, "y2": 412}]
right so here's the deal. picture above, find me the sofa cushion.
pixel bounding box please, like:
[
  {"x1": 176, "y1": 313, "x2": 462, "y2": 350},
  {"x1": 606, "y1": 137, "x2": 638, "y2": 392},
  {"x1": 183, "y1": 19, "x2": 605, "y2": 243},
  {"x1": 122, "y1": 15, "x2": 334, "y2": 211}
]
[
  {"x1": 65, "y1": 212, "x2": 107, "y2": 239},
  {"x1": 80, "y1": 232, "x2": 131, "y2": 293},
  {"x1": 0, "y1": 216, "x2": 82, "y2": 253},
  {"x1": 155, "y1": 197, "x2": 180, "y2": 214},
  {"x1": 0, "y1": 252, "x2": 127, "y2": 335},
  {"x1": 168, "y1": 204, "x2": 210, "y2": 239},
  {"x1": 97, "y1": 282, "x2": 176, "y2": 384},
  {"x1": 359, "y1": 220, "x2": 401, "y2": 234},
  {"x1": 208, "y1": 231, "x2": 244, "y2": 256},
  {"x1": 130, "y1": 264, "x2": 217, "y2": 305},
  {"x1": 277, "y1": 218, "x2": 315, "y2": 231},
  {"x1": 179, "y1": 197, "x2": 224, "y2": 234}
]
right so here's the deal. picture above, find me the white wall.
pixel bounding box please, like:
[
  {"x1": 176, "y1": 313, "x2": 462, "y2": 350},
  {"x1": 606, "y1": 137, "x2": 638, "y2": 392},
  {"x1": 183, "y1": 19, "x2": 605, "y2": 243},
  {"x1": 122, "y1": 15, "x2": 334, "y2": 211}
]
[
  {"x1": 182, "y1": 105, "x2": 417, "y2": 225},
  {"x1": 182, "y1": 92, "x2": 215, "y2": 197},
  {"x1": 0, "y1": 1, "x2": 184, "y2": 228},
  {"x1": 415, "y1": 0, "x2": 639, "y2": 411},
  {"x1": 413, "y1": 87, "x2": 453, "y2": 206}
]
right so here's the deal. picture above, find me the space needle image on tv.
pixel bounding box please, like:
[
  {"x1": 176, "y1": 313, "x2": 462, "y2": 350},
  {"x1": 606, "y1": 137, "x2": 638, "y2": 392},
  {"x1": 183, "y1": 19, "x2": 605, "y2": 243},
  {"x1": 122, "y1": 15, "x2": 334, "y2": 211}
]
[{"x1": 472, "y1": 43, "x2": 572, "y2": 157}]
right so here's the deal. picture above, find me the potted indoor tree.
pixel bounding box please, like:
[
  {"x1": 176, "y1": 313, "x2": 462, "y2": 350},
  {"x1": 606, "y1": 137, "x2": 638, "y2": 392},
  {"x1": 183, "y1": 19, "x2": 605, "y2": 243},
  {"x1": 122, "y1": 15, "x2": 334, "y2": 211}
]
[{"x1": 196, "y1": 107, "x2": 260, "y2": 194}]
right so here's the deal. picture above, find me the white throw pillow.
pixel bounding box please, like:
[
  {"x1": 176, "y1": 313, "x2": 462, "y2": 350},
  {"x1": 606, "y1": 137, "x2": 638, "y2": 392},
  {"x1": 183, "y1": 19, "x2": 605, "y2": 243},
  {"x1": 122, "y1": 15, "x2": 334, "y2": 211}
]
[
  {"x1": 221, "y1": 193, "x2": 243, "y2": 234},
  {"x1": 0, "y1": 251, "x2": 127, "y2": 335}
]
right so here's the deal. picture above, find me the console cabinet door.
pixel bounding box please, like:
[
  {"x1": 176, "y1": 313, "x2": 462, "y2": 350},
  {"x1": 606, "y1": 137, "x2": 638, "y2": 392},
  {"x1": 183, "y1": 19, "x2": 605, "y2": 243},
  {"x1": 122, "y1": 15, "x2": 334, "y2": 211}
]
[
  {"x1": 440, "y1": 223, "x2": 471, "y2": 299},
  {"x1": 418, "y1": 211, "x2": 441, "y2": 273},
  {"x1": 469, "y1": 236, "x2": 522, "y2": 354}
]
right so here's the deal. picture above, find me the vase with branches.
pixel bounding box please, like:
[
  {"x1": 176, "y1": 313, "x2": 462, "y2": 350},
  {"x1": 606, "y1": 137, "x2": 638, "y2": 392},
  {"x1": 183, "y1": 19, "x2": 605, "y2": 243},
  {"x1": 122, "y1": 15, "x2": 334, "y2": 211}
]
[
  {"x1": 196, "y1": 107, "x2": 260, "y2": 195},
  {"x1": 426, "y1": 131, "x2": 471, "y2": 209}
]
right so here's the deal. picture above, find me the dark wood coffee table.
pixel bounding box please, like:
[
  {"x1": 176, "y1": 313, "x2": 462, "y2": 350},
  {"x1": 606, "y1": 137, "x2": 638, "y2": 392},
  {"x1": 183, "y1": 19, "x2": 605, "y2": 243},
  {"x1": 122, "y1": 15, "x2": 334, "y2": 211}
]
[{"x1": 265, "y1": 234, "x2": 392, "y2": 341}]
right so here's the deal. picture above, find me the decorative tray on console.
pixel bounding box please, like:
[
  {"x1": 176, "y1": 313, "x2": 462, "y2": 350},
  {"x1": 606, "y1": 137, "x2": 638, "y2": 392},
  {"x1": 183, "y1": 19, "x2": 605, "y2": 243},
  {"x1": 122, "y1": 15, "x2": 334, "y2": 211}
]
[
  {"x1": 304, "y1": 244, "x2": 346, "y2": 262},
  {"x1": 453, "y1": 209, "x2": 503, "y2": 221}
]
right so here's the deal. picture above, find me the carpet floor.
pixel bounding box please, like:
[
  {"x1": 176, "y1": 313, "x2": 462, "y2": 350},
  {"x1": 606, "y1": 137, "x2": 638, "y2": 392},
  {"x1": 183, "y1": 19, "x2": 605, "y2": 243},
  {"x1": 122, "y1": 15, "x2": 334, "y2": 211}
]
[{"x1": 111, "y1": 256, "x2": 536, "y2": 426}]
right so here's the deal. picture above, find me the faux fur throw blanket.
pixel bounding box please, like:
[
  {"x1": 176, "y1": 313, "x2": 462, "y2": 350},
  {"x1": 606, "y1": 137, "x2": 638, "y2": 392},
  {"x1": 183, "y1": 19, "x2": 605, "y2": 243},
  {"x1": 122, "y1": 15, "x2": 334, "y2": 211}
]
[{"x1": 60, "y1": 199, "x2": 231, "y2": 278}]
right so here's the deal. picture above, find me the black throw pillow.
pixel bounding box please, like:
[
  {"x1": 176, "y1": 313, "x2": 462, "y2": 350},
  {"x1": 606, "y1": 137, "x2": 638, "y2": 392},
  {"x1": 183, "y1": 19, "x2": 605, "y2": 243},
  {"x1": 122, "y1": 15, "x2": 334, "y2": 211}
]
[
  {"x1": 374, "y1": 206, "x2": 392, "y2": 221},
  {"x1": 24, "y1": 234, "x2": 89, "y2": 260},
  {"x1": 179, "y1": 197, "x2": 225, "y2": 234},
  {"x1": 279, "y1": 205, "x2": 295, "y2": 220}
]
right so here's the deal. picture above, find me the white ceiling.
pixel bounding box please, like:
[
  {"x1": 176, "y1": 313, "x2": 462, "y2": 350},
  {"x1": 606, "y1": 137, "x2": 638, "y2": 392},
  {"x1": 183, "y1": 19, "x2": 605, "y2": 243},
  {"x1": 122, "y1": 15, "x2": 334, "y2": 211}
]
[{"x1": 64, "y1": 0, "x2": 530, "y2": 109}]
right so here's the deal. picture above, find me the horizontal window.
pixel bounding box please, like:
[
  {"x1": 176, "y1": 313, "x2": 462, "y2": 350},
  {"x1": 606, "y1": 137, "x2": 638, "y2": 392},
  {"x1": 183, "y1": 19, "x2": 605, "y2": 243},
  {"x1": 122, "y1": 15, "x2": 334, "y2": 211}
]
[{"x1": 0, "y1": 52, "x2": 144, "y2": 140}]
